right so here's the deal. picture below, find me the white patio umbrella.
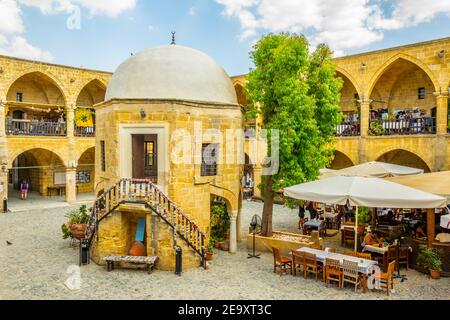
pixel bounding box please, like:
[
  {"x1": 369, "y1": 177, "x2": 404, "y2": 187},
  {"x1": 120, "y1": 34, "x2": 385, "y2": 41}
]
[
  {"x1": 320, "y1": 161, "x2": 424, "y2": 179},
  {"x1": 284, "y1": 176, "x2": 447, "y2": 251}
]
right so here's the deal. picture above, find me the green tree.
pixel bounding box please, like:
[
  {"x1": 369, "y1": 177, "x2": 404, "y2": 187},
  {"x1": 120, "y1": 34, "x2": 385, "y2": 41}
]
[{"x1": 246, "y1": 33, "x2": 342, "y2": 236}]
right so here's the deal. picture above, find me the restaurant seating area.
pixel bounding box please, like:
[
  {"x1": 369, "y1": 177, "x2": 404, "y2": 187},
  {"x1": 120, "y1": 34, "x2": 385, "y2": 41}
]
[{"x1": 272, "y1": 246, "x2": 396, "y2": 295}]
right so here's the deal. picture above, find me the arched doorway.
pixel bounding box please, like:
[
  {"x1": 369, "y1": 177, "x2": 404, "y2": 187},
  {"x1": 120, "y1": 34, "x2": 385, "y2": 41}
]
[
  {"x1": 330, "y1": 151, "x2": 354, "y2": 169},
  {"x1": 8, "y1": 148, "x2": 67, "y2": 211},
  {"x1": 6, "y1": 72, "x2": 67, "y2": 137},
  {"x1": 243, "y1": 153, "x2": 254, "y2": 199},
  {"x1": 377, "y1": 149, "x2": 430, "y2": 172},
  {"x1": 234, "y1": 84, "x2": 248, "y2": 107},
  {"x1": 75, "y1": 79, "x2": 106, "y2": 137},
  {"x1": 336, "y1": 71, "x2": 360, "y2": 136},
  {"x1": 369, "y1": 58, "x2": 437, "y2": 135},
  {"x1": 76, "y1": 147, "x2": 96, "y2": 201}
]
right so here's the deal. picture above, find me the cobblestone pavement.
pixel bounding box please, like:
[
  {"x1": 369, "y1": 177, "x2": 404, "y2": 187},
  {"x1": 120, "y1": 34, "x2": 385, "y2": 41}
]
[{"x1": 0, "y1": 200, "x2": 449, "y2": 300}]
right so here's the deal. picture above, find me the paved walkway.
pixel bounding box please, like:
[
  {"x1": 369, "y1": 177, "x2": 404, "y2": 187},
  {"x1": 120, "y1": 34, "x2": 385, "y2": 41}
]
[{"x1": 0, "y1": 200, "x2": 449, "y2": 300}]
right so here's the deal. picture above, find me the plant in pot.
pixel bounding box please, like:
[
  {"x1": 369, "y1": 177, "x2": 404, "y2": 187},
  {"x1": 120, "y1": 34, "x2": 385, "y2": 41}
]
[
  {"x1": 205, "y1": 239, "x2": 215, "y2": 261},
  {"x1": 357, "y1": 207, "x2": 371, "y2": 235},
  {"x1": 61, "y1": 205, "x2": 90, "y2": 241},
  {"x1": 417, "y1": 244, "x2": 442, "y2": 279},
  {"x1": 210, "y1": 203, "x2": 230, "y2": 251}
]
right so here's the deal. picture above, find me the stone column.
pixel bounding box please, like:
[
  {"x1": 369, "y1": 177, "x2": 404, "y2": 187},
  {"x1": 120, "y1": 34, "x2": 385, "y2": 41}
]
[
  {"x1": 433, "y1": 92, "x2": 449, "y2": 171},
  {"x1": 65, "y1": 168, "x2": 77, "y2": 204},
  {"x1": 0, "y1": 101, "x2": 8, "y2": 212},
  {"x1": 359, "y1": 99, "x2": 371, "y2": 138},
  {"x1": 434, "y1": 92, "x2": 448, "y2": 135},
  {"x1": 67, "y1": 106, "x2": 75, "y2": 138},
  {"x1": 229, "y1": 212, "x2": 238, "y2": 254},
  {"x1": 236, "y1": 209, "x2": 244, "y2": 241}
]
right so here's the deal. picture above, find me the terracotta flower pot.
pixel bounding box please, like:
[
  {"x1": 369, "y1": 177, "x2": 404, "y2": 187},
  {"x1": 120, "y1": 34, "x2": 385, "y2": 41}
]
[
  {"x1": 69, "y1": 224, "x2": 87, "y2": 240},
  {"x1": 429, "y1": 269, "x2": 441, "y2": 279},
  {"x1": 129, "y1": 241, "x2": 146, "y2": 256},
  {"x1": 219, "y1": 241, "x2": 229, "y2": 251},
  {"x1": 205, "y1": 252, "x2": 214, "y2": 261}
]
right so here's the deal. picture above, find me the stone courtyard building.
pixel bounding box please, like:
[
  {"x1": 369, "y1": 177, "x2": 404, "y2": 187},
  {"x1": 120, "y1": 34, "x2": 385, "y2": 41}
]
[{"x1": 0, "y1": 37, "x2": 449, "y2": 267}]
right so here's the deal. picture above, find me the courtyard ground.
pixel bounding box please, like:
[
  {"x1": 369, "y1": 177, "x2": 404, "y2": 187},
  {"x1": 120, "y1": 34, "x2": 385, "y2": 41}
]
[{"x1": 0, "y1": 200, "x2": 449, "y2": 300}]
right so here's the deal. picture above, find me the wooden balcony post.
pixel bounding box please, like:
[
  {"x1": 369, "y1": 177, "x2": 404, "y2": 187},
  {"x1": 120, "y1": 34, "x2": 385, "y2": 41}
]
[{"x1": 426, "y1": 208, "x2": 435, "y2": 248}]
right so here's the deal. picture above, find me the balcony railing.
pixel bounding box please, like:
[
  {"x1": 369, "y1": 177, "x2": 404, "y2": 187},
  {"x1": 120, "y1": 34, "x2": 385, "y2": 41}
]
[
  {"x1": 6, "y1": 118, "x2": 67, "y2": 136},
  {"x1": 335, "y1": 120, "x2": 360, "y2": 137},
  {"x1": 75, "y1": 125, "x2": 95, "y2": 137},
  {"x1": 369, "y1": 117, "x2": 436, "y2": 136}
]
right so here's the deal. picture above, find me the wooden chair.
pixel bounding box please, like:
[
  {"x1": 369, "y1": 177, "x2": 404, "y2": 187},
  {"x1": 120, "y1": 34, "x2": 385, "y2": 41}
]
[
  {"x1": 344, "y1": 250, "x2": 357, "y2": 257},
  {"x1": 342, "y1": 260, "x2": 361, "y2": 291},
  {"x1": 272, "y1": 247, "x2": 292, "y2": 275},
  {"x1": 326, "y1": 247, "x2": 337, "y2": 253},
  {"x1": 356, "y1": 252, "x2": 372, "y2": 260},
  {"x1": 342, "y1": 227, "x2": 355, "y2": 247},
  {"x1": 309, "y1": 243, "x2": 323, "y2": 250},
  {"x1": 291, "y1": 251, "x2": 305, "y2": 277},
  {"x1": 398, "y1": 246, "x2": 409, "y2": 270},
  {"x1": 325, "y1": 258, "x2": 343, "y2": 288},
  {"x1": 378, "y1": 260, "x2": 396, "y2": 296},
  {"x1": 304, "y1": 252, "x2": 322, "y2": 280}
]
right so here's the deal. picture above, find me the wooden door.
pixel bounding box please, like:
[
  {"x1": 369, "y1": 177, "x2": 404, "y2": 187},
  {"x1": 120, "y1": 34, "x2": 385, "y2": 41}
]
[{"x1": 132, "y1": 134, "x2": 158, "y2": 183}]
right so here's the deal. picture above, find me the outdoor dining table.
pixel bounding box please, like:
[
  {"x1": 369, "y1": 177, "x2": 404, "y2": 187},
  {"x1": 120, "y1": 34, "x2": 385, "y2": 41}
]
[
  {"x1": 296, "y1": 247, "x2": 378, "y2": 292},
  {"x1": 303, "y1": 219, "x2": 326, "y2": 236}
]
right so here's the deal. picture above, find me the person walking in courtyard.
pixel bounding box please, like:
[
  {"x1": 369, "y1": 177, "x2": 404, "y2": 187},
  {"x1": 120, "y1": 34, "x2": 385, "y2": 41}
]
[{"x1": 20, "y1": 179, "x2": 29, "y2": 200}]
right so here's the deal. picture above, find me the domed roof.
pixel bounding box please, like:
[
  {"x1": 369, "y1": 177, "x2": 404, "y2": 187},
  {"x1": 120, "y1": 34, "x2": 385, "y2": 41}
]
[{"x1": 105, "y1": 45, "x2": 238, "y2": 105}]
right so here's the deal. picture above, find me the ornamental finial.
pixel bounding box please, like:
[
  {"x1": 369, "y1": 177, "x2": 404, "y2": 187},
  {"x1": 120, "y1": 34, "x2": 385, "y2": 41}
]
[{"x1": 171, "y1": 31, "x2": 176, "y2": 45}]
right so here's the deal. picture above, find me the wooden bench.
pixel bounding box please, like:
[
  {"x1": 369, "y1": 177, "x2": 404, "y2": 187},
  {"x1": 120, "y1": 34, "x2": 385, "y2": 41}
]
[{"x1": 103, "y1": 255, "x2": 158, "y2": 274}]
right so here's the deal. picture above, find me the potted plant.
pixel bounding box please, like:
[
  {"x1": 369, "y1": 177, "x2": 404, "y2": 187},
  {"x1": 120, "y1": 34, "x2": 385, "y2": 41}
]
[
  {"x1": 417, "y1": 245, "x2": 442, "y2": 279},
  {"x1": 210, "y1": 203, "x2": 230, "y2": 251},
  {"x1": 357, "y1": 207, "x2": 370, "y2": 235},
  {"x1": 205, "y1": 241, "x2": 215, "y2": 261},
  {"x1": 61, "y1": 205, "x2": 90, "y2": 240}
]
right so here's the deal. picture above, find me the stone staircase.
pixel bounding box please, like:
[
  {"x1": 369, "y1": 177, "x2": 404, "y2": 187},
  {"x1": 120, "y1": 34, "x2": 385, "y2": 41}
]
[{"x1": 82, "y1": 178, "x2": 207, "y2": 269}]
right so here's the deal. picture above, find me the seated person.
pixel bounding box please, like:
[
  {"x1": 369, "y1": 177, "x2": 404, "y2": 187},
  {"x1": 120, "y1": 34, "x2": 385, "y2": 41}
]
[
  {"x1": 414, "y1": 221, "x2": 427, "y2": 239},
  {"x1": 363, "y1": 228, "x2": 384, "y2": 247}
]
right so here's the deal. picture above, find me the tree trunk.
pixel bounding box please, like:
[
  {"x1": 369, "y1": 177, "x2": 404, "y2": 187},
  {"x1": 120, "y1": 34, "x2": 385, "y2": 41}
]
[{"x1": 261, "y1": 176, "x2": 274, "y2": 237}]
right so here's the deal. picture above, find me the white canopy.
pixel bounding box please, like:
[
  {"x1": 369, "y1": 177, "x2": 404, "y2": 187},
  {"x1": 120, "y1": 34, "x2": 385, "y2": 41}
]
[
  {"x1": 320, "y1": 161, "x2": 424, "y2": 179},
  {"x1": 441, "y1": 214, "x2": 450, "y2": 229},
  {"x1": 284, "y1": 176, "x2": 447, "y2": 209}
]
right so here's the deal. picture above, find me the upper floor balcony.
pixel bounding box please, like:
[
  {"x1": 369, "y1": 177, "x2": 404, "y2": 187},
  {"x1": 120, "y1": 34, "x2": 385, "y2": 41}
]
[
  {"x1": 6, "y1": 117, "x2": 67, "y2": 136},
  {"x1": 335, "y1": 114, "x2": 360, "y2": 137}
]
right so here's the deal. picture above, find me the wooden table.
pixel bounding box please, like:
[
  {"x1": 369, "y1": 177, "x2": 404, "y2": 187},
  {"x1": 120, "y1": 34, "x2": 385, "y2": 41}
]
[
  {"x1": 303, "y1": 219, "x2": 326, "y2": 237},
  {"x1": 296, "y1": 247, "x2": 378, "y2": 292}
]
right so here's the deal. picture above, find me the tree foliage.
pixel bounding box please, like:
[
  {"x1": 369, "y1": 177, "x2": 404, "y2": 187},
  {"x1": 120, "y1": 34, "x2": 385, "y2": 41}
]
[{"x1": 246, "y1": 33, "x2": 342, "y2": 236}]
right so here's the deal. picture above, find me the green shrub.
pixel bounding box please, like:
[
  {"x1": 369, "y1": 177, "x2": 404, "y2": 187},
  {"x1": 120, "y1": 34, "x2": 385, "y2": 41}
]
[
  {"x1": 210, "y1": 203, "x2": 230, "y2": 244},
  {"x1": 357, "y1": 207, "x2": 371, "y2": 225},
  {"x1": 417, "y1": 245, "x2": 442, "y2": 272}
]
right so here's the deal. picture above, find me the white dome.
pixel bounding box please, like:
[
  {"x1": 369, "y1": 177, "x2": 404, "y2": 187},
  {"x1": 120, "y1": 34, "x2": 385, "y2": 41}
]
[{"x1": 105, "y1": 45, "x2": 238, "y2": 105}]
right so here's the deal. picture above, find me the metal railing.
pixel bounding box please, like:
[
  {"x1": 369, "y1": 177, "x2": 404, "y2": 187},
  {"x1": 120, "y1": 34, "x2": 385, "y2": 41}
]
[
  {"x1": 369, "y1": 117, "x2": 436, "y2": 136},
  {"x1": 75, "y1": 125, "x2": 95, "y2": 137},
  {"x1": 84, "y1": 178, "x2": 207, "y2": 269},
  {"x1": 335, "y1": 120, "x2": 360, "y2": 137},
  {"x1": 6, "y1": 118, "x2": 67, "y2": 136}
]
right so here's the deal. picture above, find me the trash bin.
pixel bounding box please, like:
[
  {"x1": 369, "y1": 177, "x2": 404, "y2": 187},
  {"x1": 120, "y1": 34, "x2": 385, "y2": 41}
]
[{"x1": 175, "y1": 245, "x2": 182, "y2": 276}]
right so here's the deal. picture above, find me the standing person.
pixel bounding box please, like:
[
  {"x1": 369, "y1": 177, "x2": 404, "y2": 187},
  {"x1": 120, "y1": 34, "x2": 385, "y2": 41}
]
[
  {"x1": 307, "y1": 201, "x2": 317, "y2": 220},
  {"x1": 20, "y1": 179, "x2": 29, "y2": 200}
]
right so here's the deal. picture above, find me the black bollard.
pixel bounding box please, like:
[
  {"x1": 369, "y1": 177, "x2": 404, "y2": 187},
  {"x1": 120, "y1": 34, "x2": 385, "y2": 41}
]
[
  {"x1": 175, "y1": 245, "x2": 182, "y2": 276},
  {"x1": 3, "y1": 198, "x2": 7, "y2": 213}
]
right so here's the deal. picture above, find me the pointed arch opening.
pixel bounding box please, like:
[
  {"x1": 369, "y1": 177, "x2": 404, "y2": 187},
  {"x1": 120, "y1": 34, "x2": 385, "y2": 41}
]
[
  {"x1": 74, "y1": 80, "x2": 105, "y2": 137},
  {"x1": 8, "y1": 148, "x2": 67, "y2": 209},
  {"x1": 376, "y1": 149, "x2": 430, "y2": 173},
  {"x1": 368, "y1": 57, "x2": 438, "y2": 136},
  {"x1": 335, "y1": 71, "x2": 361, "y2": 136},
  {"x1": 330, "y1": 150, "x2": 354, "y2": 170},
  {"x1": 5, "y1": 72, "x2": 67, "y2": 137},
  {"x1": 76, "y1": 147, "x2": 96, "y2": 201}
]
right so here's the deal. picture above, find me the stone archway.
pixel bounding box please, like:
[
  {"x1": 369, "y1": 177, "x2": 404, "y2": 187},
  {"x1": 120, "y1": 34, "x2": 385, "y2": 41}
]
[
  {"x1": 376, "y1": 149, "x2": 431, "y2": 172},
  {"x1": 8, "y1": 148, "x2": 67, "y2": 210},
  {"x1": 76, "y1": 147, "x2": 95, "y2": 201},
  {"x1": 330, "y1": 150, "x2": 354, "y2": 169}
]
